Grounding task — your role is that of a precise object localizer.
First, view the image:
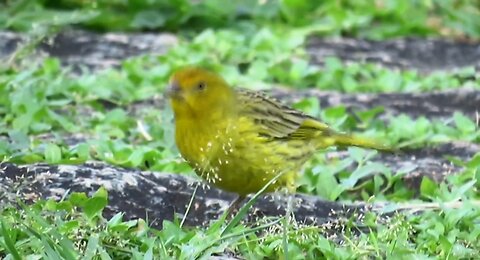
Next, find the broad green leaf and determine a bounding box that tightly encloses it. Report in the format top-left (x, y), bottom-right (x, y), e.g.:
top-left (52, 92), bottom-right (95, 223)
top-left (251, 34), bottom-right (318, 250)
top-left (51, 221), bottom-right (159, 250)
top-left (45, 143), bottom-right (62, 163)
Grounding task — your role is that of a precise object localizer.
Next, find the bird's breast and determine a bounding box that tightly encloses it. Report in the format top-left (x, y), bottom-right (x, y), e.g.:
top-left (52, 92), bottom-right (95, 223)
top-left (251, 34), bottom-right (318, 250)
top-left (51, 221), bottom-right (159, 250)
top-left (174, 117), bottom-right (234, 169)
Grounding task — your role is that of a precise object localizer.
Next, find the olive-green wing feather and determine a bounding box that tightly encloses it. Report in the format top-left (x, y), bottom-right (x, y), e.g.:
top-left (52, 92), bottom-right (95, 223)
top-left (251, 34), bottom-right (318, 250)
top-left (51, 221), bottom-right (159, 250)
top-left (235, 89), bottom-right (333, 140)
top-left (235, 89), bottom-right (390, 151)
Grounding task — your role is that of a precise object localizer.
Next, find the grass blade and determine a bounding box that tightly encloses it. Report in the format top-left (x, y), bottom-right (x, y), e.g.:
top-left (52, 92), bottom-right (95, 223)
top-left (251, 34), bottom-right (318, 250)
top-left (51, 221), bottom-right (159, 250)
top-left (222, 170), bottom-right (286, 236)
top-left (0, 219), bottom-right (22, 260)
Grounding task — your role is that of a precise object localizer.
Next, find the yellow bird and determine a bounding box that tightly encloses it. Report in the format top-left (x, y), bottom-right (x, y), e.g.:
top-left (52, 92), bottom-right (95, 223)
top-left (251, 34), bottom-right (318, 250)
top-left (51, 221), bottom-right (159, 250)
top-left (166, 67), bottom-right (388, 206)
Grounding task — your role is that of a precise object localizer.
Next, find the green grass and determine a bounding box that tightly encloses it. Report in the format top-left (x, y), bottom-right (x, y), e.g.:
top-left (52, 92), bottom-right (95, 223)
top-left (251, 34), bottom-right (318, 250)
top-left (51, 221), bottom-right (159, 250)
top-left (2, 0), bottom-right (480, 39)
top-left (1, 0), bottom-right (480, 258)
top-left (1, 54), bottom-right (478, 168)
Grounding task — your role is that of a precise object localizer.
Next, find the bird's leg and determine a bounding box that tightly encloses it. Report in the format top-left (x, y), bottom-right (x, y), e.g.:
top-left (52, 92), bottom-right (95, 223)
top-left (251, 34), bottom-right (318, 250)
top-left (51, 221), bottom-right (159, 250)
top-left (282, 175), bottom-right (298, 258)
top-left (283, 173), bottom-right (299, 225)
top-left (286, 193), bottom-right (296, 223)
top-left (226, 195), bottom-right (246, 217)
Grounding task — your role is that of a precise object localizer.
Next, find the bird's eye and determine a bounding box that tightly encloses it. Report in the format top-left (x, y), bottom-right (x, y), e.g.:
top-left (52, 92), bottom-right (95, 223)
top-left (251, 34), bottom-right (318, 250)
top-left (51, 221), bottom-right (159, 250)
top-left (197, 82), bottom-right (206, 91)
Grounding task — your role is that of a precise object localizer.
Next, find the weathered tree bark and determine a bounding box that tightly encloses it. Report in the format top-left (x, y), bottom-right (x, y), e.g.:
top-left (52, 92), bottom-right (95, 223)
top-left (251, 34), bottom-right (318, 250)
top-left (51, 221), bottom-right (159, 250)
top-left (307, 37), bottom-right (480, 72)
top-left (2, 162), bottom-right (477, 230)
top-left (2, 30), bottom-right (480, 72)
top-left (268, 87), bottom-right (480, 121)
top-left (0, 162), bottom-right (367, 229)
top-left (0, 30), bottom-right (178, 71)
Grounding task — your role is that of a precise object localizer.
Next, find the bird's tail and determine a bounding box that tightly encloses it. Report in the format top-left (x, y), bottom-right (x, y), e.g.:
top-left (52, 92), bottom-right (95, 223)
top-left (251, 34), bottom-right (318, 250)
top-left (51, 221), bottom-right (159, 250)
top-left (333, 133), bottom-right (392, 152)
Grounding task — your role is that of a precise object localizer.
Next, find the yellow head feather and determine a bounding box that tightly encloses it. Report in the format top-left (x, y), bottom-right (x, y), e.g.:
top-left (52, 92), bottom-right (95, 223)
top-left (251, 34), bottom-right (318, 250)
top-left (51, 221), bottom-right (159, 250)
top-left (167, 67), bottom-right (235, 120)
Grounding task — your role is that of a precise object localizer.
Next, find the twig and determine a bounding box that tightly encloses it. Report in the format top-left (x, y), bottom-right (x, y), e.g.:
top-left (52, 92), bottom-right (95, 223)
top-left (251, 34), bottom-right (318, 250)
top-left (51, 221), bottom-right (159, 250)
top-left (375, 200), bottom-right (480, 214)
top-left (136, 120), bottom-right (153, 141)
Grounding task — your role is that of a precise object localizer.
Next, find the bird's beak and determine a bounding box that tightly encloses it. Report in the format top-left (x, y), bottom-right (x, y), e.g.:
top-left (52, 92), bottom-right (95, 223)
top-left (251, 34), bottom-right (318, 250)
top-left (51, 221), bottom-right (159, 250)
top-left (165, 80), bottom-right (182, 100)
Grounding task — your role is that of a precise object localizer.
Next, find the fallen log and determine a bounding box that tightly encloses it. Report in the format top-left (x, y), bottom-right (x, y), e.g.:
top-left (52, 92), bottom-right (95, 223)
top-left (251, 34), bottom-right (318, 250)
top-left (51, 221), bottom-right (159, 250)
top-left (1, 161), bottom-right (477, 230)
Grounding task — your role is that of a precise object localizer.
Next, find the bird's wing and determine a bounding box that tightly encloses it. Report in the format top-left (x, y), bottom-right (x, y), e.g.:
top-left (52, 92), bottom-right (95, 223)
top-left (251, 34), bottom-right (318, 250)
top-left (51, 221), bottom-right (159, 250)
top-left (236, 89), bottom-right (334, 140)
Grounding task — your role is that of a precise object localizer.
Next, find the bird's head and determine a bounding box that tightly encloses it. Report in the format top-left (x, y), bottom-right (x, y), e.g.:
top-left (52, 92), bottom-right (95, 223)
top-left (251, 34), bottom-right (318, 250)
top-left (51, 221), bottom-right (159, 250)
top-left (166, 67), bottom-right (235, 120)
